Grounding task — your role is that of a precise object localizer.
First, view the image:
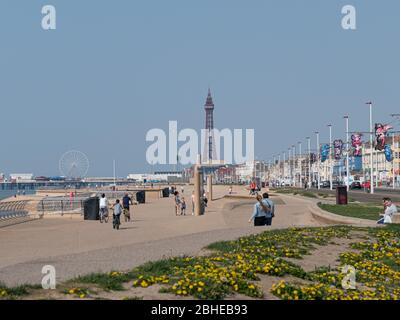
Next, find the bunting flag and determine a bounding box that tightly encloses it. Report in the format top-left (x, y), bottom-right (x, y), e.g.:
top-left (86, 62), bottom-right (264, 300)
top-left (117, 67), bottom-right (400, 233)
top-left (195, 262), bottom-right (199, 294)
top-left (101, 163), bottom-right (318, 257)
top-left (351, 133), bottom-right (362, 157)
top-left (375, 123), bottom-right (393, 151)
top-left (384, 144), bottom-right (393, 162)
top-left (333, 139), bottom-right (343, 160)
top-left (320, 144), bottom-right (330, 163)
top-left (310, 153), bottom-right (317, 163)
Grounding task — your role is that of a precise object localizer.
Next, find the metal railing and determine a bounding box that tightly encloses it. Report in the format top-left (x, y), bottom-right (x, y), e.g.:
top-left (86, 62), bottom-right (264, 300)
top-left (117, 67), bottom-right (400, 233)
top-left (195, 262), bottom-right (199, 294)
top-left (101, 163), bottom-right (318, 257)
top-left (0, 200), bottom-right (32, 227)
top-left (0, 200), bottom-right (29, 212)
top-left (37, 197), bottom-right (87, 215)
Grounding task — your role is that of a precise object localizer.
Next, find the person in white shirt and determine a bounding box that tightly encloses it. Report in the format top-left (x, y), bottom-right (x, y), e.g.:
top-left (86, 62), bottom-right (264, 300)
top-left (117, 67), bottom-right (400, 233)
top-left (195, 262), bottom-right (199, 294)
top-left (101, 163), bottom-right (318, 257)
top-left (377, 197), bottom-right (398, 224)
top-left (99, 193), bottom-right (109, 222)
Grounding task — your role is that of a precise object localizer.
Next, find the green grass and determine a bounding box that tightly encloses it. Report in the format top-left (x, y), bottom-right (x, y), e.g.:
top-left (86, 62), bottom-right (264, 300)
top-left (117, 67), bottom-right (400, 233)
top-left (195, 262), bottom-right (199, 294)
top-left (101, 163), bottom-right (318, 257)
top-left (206, 240), bottom-right (237, 253)
top-left (318, 203), bottom-right (381, 221)
top-left (0, 283), bottom-right (41, 298)
top-left (273, 189), bottom-right (294, 194)
top-left (122, 296), bottom-right (143, 300)
top-left (301, 192), bottom-right (317, 198)
top-left (3, 225), bottom-right (400, 300)
top-left (69, 258), bottom-right (200, 292)
top-left (72, 273), bottom-right (131, 291)
top-left (274, 189), bottom-right (323, 199)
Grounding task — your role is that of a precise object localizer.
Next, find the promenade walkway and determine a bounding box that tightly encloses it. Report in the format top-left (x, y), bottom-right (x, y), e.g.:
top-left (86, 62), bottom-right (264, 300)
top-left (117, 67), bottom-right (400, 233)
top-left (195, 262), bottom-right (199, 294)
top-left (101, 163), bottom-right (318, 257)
top-left (0, 186), bottom-right (323, 286)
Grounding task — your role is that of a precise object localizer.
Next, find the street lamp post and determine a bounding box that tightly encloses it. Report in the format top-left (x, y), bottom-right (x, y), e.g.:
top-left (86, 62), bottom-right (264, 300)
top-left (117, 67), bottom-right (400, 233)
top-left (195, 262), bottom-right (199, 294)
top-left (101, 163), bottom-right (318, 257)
top-left (328, 124), bottom-right (333, 190)
top-left (390, 114), bottom-right (400, 189)
top-left (283, 152), bottom-right (286, 185)
top-left (344, 116), bottom-right (350, 191)
top-left (278, 154), bottom-right (281, 183)
top-left (272, 155), bottom-right (276, 183)
top-left (298, 142), bottom-right (302, 187)
top-left (288, 148), bottom-right (292, 186)
top-left (366, 102), bottom-right (374, 194)
top-left (315, 131), bottom-right (320, 189)
top-left (307, 137), bottom-right (311, 189)
top-left (292, 145), bottom-right (296, 187)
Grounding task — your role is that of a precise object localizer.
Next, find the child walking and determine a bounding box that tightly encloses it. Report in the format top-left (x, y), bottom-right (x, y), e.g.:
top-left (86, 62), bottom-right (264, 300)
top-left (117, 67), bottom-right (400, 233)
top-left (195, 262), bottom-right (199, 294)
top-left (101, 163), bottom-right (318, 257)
top-left (181, 197), bottom-right (186, 215)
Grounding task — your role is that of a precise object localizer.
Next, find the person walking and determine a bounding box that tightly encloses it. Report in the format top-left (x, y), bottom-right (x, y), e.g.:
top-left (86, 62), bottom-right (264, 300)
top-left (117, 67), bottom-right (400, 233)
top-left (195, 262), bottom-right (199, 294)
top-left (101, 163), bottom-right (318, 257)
top-left (248, 193), bottom-right (275, 226)
top-left (249, 181), bottom-right (256, 195)
top-left (174, 191), bottom-right (181, 216)
top-left (181, 197), bottom-right (186, 215)
top-left (203, 191), bottom-right (208, 207)
top-left (122, 193), bottom-right (133, 222)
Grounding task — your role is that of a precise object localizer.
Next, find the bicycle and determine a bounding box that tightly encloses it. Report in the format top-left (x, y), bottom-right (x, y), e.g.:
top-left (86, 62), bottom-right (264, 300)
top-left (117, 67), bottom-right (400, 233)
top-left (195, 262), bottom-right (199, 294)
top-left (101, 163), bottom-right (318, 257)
top-left (113, 213), bottom-right (121, 230)
top-left (99, 207), bottom-right (109, 223)
top-left (123, 207), bottom-right (131, 222)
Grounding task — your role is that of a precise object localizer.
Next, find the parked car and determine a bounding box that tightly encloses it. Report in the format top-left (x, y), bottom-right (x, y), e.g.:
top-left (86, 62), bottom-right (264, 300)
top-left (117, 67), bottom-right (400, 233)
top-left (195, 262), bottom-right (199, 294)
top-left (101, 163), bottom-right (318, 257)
top-left (361, 181), bottom-right (371, 189)
top-left (332, 181), bottom-right (343, 189)
top-left (321, 181), bottom-right (330, 188)
top-left (350, 181), bottom-right (362, 189)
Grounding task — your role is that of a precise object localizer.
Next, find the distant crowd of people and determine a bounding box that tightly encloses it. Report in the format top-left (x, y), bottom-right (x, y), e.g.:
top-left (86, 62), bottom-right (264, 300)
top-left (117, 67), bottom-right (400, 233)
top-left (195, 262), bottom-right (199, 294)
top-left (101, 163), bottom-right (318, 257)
top-left (94, 180), bottom-right (400, 233)
top-left (169, 186), bottom-right (208, 216)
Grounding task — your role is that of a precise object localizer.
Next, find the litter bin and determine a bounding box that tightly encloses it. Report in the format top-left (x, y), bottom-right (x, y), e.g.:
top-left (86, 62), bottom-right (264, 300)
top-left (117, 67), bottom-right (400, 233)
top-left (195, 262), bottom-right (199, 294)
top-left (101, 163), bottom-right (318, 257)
top-left (84, 197), bottom-right (99, 220)
top-left (136, 191), bottom-right (146, 204)
top-left (336, 186), bottom-right (348, 205)
top-left (162, 188), bottom-right (170, 198)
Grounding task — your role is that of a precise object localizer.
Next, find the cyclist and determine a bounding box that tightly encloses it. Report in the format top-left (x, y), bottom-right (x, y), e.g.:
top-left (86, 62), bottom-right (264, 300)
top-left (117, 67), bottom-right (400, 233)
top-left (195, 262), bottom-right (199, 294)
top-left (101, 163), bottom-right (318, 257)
top-left (122, 193), bottom-right (133, 222)
top-left (112, 199), bottom-right (123, 230)
top-left (99, 193), bottom-right (109, 223)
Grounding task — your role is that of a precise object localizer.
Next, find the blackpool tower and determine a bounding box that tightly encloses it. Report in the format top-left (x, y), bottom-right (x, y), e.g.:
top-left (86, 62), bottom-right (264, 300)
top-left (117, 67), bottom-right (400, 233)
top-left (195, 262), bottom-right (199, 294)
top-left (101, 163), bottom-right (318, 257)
top-left (203, 89), bottom-right (217, 163)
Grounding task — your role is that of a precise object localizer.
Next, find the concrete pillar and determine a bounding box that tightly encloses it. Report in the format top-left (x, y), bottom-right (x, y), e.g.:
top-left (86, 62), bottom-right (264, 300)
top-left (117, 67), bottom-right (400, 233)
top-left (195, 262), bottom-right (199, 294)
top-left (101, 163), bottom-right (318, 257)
top-left (194, 165), bottom-right (202, 216)
top-left (207, 174), bottom-right (213, 201)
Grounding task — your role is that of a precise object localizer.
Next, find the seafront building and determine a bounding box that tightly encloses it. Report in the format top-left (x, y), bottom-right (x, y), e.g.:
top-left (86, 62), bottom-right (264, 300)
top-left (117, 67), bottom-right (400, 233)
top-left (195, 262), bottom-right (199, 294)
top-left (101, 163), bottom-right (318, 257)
top-left (362, 136), bottom-right (400, 186)
top-left (127, 171), bottom-right (183, 183)
top-left (9, 173), bottom-right (35, 183)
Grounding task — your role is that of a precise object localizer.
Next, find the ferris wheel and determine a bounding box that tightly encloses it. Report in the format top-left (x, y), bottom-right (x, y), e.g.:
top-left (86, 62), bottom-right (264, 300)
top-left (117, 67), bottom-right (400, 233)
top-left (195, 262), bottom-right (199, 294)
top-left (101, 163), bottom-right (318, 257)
top-left (59, 150), bottom-right (89, 179)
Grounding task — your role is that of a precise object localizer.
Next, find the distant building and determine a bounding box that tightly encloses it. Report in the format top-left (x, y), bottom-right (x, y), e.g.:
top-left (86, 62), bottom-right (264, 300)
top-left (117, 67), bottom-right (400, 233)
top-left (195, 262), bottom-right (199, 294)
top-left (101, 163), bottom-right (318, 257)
top-left (214, 165), bottom-right (237, 183)
top-left (0, 173), bottom-right (5, 182)
top-left (127, 171), bottom-right (183, 183)
top-left (83, 177), bottom-right (118, 183)
top-left (235, 161), bottom-right (267, 183)
top-left (362, 135), bottom-right (400, 184)
top-left (9, 173), bottom-right (34, 182)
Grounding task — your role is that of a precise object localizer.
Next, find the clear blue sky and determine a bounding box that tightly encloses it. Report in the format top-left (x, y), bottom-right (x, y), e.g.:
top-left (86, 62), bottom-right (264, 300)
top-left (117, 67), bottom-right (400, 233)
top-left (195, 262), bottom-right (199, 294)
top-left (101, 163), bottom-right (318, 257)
top-left (1, 0), bottom-right (399, 176)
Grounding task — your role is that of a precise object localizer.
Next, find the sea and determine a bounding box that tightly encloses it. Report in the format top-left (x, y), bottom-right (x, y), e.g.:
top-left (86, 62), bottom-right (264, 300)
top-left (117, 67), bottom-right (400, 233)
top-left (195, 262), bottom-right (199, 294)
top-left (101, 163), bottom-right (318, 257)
top-left (0, 190), bottom-right (36, 201)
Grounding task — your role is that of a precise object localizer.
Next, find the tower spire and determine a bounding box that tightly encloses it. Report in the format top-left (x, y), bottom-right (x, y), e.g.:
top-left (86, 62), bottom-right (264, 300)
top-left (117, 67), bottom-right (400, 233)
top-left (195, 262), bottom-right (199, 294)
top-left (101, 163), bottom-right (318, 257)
top-left (203, 88), bottom-right (216, 163)
top-left (205, 88), bottom-right (214, 108)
